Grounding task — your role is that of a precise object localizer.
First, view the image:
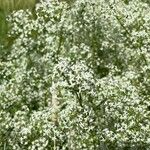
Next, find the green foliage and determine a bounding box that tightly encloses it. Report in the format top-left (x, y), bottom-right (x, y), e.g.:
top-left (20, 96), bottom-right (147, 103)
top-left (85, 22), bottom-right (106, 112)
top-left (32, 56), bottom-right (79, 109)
top-left (0, 0), bottom-right (150, 149)
top-left (0, 0), bottom-right (37, 12)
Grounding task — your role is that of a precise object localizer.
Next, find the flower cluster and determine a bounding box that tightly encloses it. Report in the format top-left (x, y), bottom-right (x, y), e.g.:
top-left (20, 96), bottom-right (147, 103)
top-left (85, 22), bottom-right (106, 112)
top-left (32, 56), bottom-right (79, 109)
top-left (0, 0), bottom-right (150, 149)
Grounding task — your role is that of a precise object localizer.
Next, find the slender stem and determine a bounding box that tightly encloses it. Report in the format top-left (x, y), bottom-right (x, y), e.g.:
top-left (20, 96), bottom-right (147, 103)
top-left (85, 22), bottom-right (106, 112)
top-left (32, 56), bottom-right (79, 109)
top-left (54, 131), bottom-right (56, 150)
top-left (4, 142), bottom-right (6, 150)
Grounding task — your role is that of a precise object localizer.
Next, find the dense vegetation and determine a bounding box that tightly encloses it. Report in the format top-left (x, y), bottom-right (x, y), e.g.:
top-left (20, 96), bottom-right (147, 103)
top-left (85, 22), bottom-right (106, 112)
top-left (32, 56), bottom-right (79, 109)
top-left (0, 0), bottom-right (150, 149)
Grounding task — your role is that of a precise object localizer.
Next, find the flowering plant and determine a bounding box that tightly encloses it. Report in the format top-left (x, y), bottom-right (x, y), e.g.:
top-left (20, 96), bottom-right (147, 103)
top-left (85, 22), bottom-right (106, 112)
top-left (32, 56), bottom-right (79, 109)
top-left (0, 0), bottom-right (150, 149)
